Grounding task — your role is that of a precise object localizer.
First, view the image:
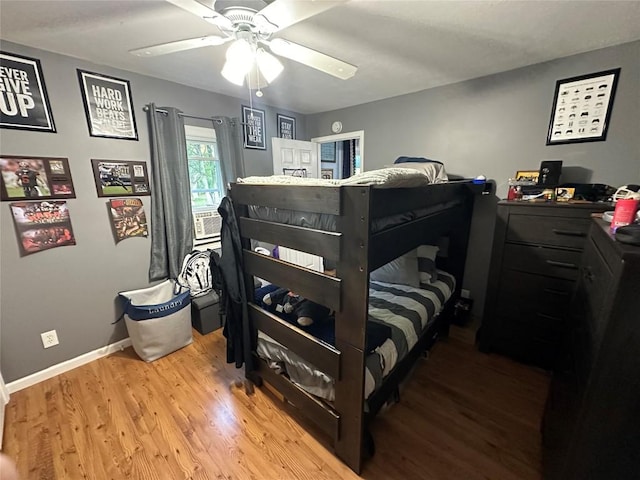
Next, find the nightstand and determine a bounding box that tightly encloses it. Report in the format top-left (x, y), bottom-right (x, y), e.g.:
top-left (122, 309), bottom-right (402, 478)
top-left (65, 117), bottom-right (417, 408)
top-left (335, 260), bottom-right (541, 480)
top-left (479, 201), bottom-right (609, 369)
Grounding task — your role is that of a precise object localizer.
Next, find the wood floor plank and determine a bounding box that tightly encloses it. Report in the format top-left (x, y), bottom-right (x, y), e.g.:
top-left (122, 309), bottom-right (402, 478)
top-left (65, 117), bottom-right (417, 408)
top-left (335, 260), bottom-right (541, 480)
top-left (3, 328), bottom-right (548, 479)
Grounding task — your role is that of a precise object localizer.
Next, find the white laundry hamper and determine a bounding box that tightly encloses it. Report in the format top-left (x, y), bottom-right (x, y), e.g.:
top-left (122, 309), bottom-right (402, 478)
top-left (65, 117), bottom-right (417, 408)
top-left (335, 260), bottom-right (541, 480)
top-left (119, 279), bottom-right (193, 362)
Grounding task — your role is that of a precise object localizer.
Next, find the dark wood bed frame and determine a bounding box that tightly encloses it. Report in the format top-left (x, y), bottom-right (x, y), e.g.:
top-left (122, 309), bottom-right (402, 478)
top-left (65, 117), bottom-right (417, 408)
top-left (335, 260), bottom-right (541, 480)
top-left (229, 180), bottom-right (483, 473)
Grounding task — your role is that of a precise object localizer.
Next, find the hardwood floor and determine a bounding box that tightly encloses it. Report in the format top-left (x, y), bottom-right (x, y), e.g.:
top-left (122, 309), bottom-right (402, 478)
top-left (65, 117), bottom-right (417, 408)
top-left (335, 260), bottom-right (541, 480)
top-left (3, 328), bottom-right (549, 479)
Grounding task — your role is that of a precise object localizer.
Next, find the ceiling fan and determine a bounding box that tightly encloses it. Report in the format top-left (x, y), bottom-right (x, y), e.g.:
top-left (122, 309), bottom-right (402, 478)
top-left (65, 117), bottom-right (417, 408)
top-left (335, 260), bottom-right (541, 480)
top-left (130, 0), bottom-right (358, 89)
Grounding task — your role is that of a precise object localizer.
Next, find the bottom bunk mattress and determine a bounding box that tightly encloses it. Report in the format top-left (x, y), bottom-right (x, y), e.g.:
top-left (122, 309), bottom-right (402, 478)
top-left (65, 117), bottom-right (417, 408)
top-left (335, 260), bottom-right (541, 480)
top-left (256, 270), bottom-right (455, 402)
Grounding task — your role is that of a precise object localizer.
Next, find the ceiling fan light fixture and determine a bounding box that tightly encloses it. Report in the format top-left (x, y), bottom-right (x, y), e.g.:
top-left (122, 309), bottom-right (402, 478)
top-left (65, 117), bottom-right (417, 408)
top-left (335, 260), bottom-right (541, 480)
top-left (225, 38), bottom-right (253, 62)
top-left (256, 48), bottom-right (283, 84)
top-left (221, 38), bottom-right (255, 86)
top-left (221, 59), bottom-right (251, 86)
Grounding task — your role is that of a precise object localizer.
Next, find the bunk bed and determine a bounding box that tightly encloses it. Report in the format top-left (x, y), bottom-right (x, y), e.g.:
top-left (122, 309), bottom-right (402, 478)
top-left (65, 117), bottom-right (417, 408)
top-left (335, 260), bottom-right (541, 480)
top-left (226, 168), bottom-right (483, 473)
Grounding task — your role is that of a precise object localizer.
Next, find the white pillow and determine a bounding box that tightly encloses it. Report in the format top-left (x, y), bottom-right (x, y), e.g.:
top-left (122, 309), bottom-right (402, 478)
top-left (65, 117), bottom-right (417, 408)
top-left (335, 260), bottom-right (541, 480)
top-left (370, 250), bottom-right (420, 287)
top-left (385, 161), bottom-right (448, 183)
top-left (417, 245), bottom-right (439, 284)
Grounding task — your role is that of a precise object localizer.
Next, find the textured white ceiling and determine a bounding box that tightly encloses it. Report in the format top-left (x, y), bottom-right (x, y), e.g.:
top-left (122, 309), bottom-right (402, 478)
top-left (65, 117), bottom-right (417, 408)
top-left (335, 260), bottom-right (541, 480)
top-left (1, 0), bottom-right (640, 114)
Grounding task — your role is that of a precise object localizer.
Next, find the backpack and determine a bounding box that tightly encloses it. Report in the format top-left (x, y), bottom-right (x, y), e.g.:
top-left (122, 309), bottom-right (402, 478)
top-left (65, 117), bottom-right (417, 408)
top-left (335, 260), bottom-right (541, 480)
top-left (177, 250), bottom-right (214, 298)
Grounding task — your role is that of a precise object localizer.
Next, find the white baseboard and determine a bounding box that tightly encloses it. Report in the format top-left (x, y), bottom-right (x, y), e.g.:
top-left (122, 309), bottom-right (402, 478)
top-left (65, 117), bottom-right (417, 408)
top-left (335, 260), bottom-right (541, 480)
top-left (6, 338), bottom-right (132, 394)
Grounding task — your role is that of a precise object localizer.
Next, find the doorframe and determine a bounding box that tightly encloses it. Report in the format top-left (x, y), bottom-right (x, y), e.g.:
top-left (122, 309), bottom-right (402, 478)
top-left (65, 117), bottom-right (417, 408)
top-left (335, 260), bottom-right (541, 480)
top-left (311, 130), bottom-right (365, 172)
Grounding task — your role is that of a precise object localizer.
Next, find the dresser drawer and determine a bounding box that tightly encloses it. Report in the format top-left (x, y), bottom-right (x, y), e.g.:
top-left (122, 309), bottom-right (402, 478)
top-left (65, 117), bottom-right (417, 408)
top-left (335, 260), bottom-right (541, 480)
top-left (496, 270), bottom-right (573, 321)
top-left (578, 236), bottom-right (614, 352)
top-left (491, 315), bottom-right (560, 368)
top-left (503, 243), bottom-right (582, 281)
top-left (507, 214), bottom-right (590, 249)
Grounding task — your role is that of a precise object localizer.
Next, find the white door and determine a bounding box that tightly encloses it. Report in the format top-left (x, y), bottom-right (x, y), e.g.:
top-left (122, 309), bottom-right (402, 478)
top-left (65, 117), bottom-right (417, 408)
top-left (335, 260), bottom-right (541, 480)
top-left (271, 138), bottom-right (323, 271)
top-left (272, 138), bottom-right (320, 179)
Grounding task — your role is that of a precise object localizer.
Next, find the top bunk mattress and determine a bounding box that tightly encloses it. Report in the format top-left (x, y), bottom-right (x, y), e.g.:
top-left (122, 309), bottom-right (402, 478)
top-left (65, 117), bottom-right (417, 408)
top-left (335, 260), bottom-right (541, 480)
top-left (238, 166), bottom-right (459, 233)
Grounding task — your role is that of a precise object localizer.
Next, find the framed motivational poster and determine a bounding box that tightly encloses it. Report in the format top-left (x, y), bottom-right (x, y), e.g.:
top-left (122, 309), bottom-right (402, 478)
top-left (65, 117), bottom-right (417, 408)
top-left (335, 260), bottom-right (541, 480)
top-left (242, 106), bottom-right (266, 149)
top-left (78, 69), bottom-right (138, 140)
top-left (0, 51), bottom-right (56, 132)
top-left (277, 113), bottom-right (296, 139)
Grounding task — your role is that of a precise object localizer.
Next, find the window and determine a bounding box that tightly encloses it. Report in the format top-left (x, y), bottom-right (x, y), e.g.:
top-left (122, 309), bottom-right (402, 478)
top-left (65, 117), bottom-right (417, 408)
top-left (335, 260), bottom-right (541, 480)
top-left (185, 126), bottom-right (224, 245)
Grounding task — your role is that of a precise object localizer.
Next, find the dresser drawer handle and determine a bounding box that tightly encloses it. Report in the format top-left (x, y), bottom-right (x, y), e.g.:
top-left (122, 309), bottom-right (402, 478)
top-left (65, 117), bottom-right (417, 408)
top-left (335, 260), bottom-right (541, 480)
top-left (583, 266), bottom-right (594, 282)
top-left (543, 288), bottom-right (570, 297)
top-left (552, 229), bottom-right (586, 237)
top-left (546, 260), bottom-right (578, 269)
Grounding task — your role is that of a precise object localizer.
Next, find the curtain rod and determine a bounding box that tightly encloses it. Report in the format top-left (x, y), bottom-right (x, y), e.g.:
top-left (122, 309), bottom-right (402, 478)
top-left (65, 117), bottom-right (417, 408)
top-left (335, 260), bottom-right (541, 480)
top-left (142, 105), bottom-right (223, 124)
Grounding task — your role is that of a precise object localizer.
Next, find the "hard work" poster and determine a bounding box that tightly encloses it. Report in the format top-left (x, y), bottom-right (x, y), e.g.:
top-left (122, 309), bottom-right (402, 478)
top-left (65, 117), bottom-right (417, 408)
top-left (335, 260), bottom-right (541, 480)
top-left (78, 69), bottom-right (138, 140)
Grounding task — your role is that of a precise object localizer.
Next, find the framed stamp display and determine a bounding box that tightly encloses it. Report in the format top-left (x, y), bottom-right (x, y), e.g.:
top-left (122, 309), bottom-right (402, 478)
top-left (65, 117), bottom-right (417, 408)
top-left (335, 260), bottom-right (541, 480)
top-left (91, 159), bottom-right (150, 197)
top-left (546, 68), bottom-right (620, 145)
top-left (1, 155), bottom-right (75, 200)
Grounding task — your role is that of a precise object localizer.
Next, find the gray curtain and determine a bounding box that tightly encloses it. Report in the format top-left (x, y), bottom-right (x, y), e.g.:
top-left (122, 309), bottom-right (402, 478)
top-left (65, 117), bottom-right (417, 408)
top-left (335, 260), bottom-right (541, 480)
top-left (213, 116), bottom-right (245, 186)
top-left (147, 104), bottom-right (194, 281)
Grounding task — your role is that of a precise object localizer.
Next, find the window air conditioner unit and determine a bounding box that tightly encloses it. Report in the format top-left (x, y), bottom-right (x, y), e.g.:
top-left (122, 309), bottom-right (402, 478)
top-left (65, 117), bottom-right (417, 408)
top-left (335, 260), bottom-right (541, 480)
top-left (193, 210), bottom-right (221, 241)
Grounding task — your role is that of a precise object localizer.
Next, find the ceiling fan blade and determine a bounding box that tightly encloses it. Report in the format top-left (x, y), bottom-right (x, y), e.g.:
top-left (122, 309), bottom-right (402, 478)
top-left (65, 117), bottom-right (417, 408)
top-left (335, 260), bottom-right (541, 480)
top-left (130, 35), bottom-right (230, 57)
top-left (268, 38), bottom-right (357, 80)
top-left (255, 0), bottom-right (346, 33)
top-left (166, 0), bottom-right (233, 31)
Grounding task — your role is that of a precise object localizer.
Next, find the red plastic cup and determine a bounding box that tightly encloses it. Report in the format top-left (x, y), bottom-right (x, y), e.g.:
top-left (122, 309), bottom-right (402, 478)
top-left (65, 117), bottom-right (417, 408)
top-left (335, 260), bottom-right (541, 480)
top-left (611, 198), bottom-right (640, 232)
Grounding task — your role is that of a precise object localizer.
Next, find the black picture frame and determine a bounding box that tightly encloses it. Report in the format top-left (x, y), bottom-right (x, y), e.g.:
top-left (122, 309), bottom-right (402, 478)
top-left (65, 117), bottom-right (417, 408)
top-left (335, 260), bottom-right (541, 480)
top-left (91, 159), bottom-right (150, 197)
top-left (242, 106), bottom-right (266, 149)
top-left (320, 142), bottom-right (336, 162)
top-left (546, 68), bottom-right (620, 145)
top-left (0, 51), bottom-right (56, 133)
top-left (277, 114), bottom-right (296, 139)
top-left (1, 155), bottom-right (75, 201)
top-left (78, 69), bottom-right (138, 140)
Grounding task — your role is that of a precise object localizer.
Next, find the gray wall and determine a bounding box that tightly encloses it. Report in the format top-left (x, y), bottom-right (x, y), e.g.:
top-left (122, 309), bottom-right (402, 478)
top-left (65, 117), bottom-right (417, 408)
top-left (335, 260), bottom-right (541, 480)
top-left (2, 39), bottom-right (638, 382)
top-left (0, 41), bottom-right (304, 382)
top-left (307, 40), bottom-right (640, 320)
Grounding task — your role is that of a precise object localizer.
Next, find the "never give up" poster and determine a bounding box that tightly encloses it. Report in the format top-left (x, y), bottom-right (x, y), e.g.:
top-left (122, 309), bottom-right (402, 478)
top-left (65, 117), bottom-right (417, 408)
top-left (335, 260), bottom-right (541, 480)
top-left (0, 52), bottom-right (56, 132)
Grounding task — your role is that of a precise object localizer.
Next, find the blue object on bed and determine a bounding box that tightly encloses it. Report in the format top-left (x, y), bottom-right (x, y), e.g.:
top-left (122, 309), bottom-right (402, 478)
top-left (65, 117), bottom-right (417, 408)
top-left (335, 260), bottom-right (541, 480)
top-left (394, 156), bottom-right (444, 165)
top-left (254, 284), bottom-right (391, 352)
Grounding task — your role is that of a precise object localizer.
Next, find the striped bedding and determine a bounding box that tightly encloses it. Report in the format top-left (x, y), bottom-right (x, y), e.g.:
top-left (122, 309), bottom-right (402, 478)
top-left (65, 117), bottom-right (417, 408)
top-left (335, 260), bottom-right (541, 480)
top-left (256, 270), bottom-right (455, 402)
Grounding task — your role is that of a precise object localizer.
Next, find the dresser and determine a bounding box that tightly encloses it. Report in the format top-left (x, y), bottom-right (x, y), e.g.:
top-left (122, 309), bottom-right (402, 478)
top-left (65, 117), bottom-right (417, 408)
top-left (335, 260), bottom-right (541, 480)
top-left (542, 219), bottom-right (640, 479)
top-left (479, 201), bottom-right (609, 369)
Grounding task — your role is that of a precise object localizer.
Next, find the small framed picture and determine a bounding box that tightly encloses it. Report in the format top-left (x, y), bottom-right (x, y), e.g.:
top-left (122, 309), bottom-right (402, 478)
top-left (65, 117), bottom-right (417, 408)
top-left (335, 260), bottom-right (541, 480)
top-left (546, 68), bottom-right (620, 145)
top-left (1, 155), bottom-right (75, 200)
top-left (78, 69), bottom-right (138, 140)
top-left (514, 170), bottom-right (539, 184)
top-left (0, 51), bottom-right (56, 133)
top-left (242, 106), bottom-right (266, 149)
top-left (320, 143), bottom-right (336, 163)
top-left (321, 168), bottom-right (334, 179)
top-left (91, 159), bottom-right (150, 197)
top-left (277, 114), bottom-right (296, 139)
top-left (556, 187), bottom-right (575, 201)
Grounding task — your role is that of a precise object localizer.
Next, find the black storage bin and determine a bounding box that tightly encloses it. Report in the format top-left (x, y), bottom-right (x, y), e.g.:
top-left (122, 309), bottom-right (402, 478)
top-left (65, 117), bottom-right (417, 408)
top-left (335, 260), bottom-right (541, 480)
top-left (191, 291), bottom-right (221, 335)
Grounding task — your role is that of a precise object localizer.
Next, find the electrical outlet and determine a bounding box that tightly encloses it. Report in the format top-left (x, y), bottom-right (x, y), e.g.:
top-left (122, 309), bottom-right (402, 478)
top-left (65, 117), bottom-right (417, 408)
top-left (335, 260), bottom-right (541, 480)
top-left (461, 289), bottom-right (471, 299)
top-left (41, 329), bottom-right (59, 348)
